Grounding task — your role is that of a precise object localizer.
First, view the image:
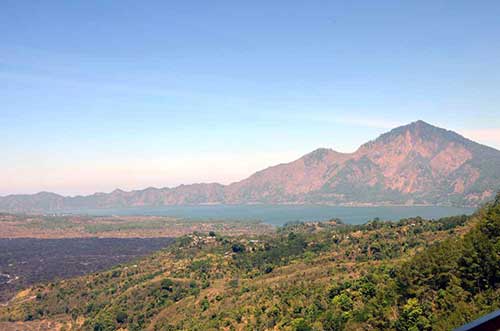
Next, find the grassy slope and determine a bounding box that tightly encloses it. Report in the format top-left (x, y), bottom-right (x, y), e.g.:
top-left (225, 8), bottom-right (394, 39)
top-left (0, 196), bottom-right (499, 331)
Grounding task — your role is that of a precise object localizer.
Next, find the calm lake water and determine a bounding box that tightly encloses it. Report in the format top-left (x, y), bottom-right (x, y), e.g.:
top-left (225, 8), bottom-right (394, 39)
top-left (68, 205), bottom-right (475, 226)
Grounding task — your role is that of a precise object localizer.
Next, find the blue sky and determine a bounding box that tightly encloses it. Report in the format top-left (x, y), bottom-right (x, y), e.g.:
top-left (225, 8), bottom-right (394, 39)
top-left (1, 1), bottom-right (500, 195)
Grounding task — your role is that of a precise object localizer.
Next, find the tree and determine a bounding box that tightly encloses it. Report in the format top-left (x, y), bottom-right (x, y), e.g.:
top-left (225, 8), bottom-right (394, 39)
top-left (161, 278), bottom-right (174, 291)
top-left (396, 298), bottom-right (431, 331)
top-left (332, 293), bottom-right (353, 311)
top-left (232, 243), bottom-right (245, 253)
top-left (291, 318), bottom-right (312, 331)
top-left (92, 311), bottom-right (115, 331)
top-left (322, 311), bottom-right (347, 331)
top-left (115, 311), bottom-right (127, 324)
top-left (200, 298), bottom-right (210, 311)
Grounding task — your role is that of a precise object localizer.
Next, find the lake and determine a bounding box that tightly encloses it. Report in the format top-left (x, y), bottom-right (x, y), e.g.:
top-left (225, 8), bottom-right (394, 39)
top-left (66, 205), bottom-right (475, 226)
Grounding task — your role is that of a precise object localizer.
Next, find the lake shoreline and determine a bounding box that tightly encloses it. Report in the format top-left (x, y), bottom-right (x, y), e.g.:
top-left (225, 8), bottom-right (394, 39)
top-left (53, 205), bottom-right (476, 226)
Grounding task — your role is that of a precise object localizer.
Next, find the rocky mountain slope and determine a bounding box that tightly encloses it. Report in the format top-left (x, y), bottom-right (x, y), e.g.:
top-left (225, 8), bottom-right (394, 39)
top-left (1, 121), bottom-right (499, 212)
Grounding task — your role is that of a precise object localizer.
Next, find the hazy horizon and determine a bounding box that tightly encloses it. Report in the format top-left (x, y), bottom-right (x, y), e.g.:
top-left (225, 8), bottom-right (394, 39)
top-left (2, 1), bottom-right (500, 195)
top-left (2, 120), bottom-right (499, 197)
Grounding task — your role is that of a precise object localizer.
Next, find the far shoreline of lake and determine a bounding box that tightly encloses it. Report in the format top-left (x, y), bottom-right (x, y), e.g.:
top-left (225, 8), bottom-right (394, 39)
top-left (58, 204), bottom-right (476, 227)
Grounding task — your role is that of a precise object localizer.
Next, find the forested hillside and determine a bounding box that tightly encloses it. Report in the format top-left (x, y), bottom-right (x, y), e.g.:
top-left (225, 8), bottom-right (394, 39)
top-left (1, 195), bottom-right (499, 331)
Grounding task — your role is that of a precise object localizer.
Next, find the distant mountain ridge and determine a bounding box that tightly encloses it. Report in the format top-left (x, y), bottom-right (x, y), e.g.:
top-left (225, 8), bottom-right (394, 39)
top-left (2, 121), bottom-right (500, 212)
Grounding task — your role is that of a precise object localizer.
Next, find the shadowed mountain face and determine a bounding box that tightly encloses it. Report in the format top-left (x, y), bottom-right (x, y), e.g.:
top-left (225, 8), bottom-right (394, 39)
top-left (2, 121), bottom-right (500, 212)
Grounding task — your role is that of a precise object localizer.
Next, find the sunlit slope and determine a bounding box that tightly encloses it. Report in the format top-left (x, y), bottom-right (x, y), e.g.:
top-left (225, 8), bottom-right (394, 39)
top-left (2, 121), bottom-right (500, 213)
top-left (1, 194), bottom-right (499, 330)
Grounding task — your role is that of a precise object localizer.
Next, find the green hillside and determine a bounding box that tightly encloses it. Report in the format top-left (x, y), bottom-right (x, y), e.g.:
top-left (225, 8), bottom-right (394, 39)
top-left (1, 195), bottom-right (499, 330)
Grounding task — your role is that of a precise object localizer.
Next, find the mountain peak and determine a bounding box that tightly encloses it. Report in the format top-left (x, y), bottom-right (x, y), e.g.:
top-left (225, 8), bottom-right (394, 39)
top-left (407, 119), bottom-right (432, 128)
top-left (1, 122), bottom-right (499, 211)
top-left (303, 147), bottom-right (335, 159)
top-left (358, 120), bottom-right (466, 151)
top-left (111, 189), bottom-right (126, 195)
top-left (33, 191), bottom-right (63, 198)
top-left (389, 120), bottom-right (443, 135)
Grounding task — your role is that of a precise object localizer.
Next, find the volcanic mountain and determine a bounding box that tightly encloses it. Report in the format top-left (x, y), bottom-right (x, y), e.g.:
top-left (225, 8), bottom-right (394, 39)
top-left (1, 121), bottom-right (499, 212)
